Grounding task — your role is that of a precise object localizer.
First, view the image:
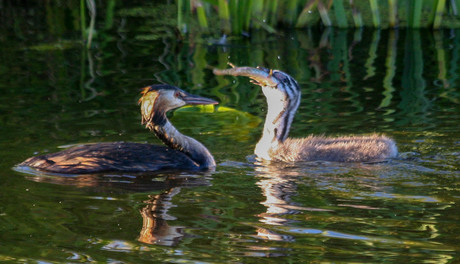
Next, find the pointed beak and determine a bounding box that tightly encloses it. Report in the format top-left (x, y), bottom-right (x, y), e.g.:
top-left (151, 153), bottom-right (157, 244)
top-left (183, 93), bottom-right (218, 105)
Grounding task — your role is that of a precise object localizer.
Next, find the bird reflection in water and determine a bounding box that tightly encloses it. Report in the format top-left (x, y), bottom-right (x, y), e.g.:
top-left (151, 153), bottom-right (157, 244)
top-left (22, 170), bottom-right (211, 247)
top-left (138, 187), bottom-right (184, 246)
top-left (253, 164), bottom-right (302, 243)
top-left (251, 160), bottom-right (395, 246)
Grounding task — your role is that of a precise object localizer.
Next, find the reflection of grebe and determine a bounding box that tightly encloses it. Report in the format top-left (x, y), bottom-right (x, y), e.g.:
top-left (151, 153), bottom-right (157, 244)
top-left (138, 188), bottom-right (184, 246)
top-left (19, 85), bottom-right (218, 173)
top-left (214, 65), bottom-right (397, 162)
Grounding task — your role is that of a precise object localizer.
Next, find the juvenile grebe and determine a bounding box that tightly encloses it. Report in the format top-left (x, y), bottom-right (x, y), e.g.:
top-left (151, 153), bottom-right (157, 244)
top-left (19, 84), bottom-right (218, 173)
top-left (214, 65), bottom-right (397, 162)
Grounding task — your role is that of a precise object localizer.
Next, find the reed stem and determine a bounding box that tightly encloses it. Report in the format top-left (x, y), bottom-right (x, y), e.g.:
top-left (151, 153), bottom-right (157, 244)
top-left (318, 1), bottom-right (332, 27)
top-left (177, 0), bottom-right (184, 33)
top-left (433, 0), bottom-right (446, 29)
top-left (296, 0), bottom-right (319, 28)
top-left (333, 0), bottom-right (348, 28)
top-left (181, 0), bottom-right (457, 33)
top-left (388, 0), bottom-right (398, 28)
top-left (409, 0), bottom-right (422, 28)
top-left (218, 0), bottom-right (231, 34)
top-left (229, 0), bottom-right (240, 34)
top-left (285, 0), bottom-right (299, 26)
top-left (349, 0), bottom-right (363, 28)
top-left (369, 0), bottom-right (380, 28)
top-left (104, 0), bottom-right (115, 29)
top-left (252, 0), bottom-right (263, 29)
top-left (80, 0), bottom-right (86, 41)
top-left (243, 0), bottom-right (254, 32)
top-left (196, 1), bottom-right (209, 32)
top-left (267, 0), bottom-right (278, 26)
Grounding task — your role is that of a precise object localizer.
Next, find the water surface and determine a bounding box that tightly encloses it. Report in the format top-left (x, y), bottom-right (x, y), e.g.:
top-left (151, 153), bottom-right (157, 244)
top-left (0, 4), bottom-right (459, 263)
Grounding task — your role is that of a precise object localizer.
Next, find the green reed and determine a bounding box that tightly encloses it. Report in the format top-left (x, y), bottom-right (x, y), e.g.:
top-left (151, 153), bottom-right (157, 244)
top-left (229, 0), bottom-right (241, 34)
top-left (196, 1), bottom-right (209, 32)
top-left (349, 0), bottom-right (363, 28)
top-left (218, 0), bottom-right (231, 34)
top-left (178, 0), bottom-right (460, 34)
top-left (296, 0), bottom-right (320, 28)
top-left (80, 0), bottom-right (86, 41)
top-left (104, 0), bottom-right (116, 30)
top-left (408, 0), bottom-right (422, 28)
top-left (368, 0), bottom-right (381, 28)
top-left (388, 0), bottom-right (398, 28)
top-left (317, 1), bottom-right (332, 27)
top-left (333, 0), bottom-right (348, 28)
top-left (177, 0), bottom-right (192, 33)
top-left (433, 0), bottom-right (446, 29)
top-left (252, 0), bottom-right (263, 29)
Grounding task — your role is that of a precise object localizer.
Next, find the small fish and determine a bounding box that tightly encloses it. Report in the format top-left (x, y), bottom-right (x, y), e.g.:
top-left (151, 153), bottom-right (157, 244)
top-left (213, 63), bottom-right (279, 87)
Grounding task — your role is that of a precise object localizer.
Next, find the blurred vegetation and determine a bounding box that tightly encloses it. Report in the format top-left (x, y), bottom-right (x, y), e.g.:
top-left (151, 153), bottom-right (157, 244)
top-left (180, 0), bottom-right (460, 35)
top-left (4, 0), bottom-right (460, 47)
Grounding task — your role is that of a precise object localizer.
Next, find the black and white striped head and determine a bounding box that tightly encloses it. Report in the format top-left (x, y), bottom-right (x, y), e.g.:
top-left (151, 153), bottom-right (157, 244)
top-left (213, 65), bottom-right (301, 143)
top-left (255, 68), bottom-right (301, 142)
top-left (253, 67), bottom-right (301, 104)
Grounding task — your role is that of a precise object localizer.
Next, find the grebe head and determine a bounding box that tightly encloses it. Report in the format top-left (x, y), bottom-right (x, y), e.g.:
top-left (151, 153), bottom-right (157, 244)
top-left (250, 67), bottom-right (301, 104)
top-left (213, 65), bottom-right (300, 108)
top-left (139, 84), bottom-right (218, 128)
top-left (213, 65), bottom-right (301, 143)
top-left (249, 67), bottom-right (301, 144)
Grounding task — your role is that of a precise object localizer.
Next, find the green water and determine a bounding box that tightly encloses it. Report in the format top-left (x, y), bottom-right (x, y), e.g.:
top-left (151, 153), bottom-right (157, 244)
top-left (1, 3), bottom-right (459, 264)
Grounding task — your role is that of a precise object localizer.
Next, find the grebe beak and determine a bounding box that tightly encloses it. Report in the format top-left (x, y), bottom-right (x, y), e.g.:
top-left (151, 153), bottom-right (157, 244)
top-left (183, 93), bottom-right (218, 106)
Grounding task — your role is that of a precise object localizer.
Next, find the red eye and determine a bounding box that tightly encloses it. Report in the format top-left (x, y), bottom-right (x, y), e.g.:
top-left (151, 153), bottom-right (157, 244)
top-left (175, 91), bottom-right (180, 98)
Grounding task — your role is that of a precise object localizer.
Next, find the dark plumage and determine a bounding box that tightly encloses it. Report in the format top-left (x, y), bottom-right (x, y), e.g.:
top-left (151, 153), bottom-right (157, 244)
top-left (214, 65), bottom-right (397, 163)
top-left (18, 85), bottom-right (218, 174)
top-left (21, 142), bottom-right (198, 174)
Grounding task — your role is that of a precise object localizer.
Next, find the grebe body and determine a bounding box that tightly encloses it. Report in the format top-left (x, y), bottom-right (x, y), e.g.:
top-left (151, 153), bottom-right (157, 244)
top-left (19, 85), bottom-right (218, 174)
top-left (213, 65), bottom-right (397, 163)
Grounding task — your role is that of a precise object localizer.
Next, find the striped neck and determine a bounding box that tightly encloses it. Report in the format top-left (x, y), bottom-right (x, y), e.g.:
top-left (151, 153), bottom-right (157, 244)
top-left (255, 71), bottom-right (301, 160)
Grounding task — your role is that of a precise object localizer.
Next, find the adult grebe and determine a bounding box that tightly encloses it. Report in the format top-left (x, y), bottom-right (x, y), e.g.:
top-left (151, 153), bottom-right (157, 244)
top-left (18, 84), bottom-right (218, 173)
top-left (214, 65), bottom-right (397, 163)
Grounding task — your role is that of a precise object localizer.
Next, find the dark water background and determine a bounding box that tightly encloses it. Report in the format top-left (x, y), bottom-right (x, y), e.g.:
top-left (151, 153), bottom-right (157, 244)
top-left (1, 2), bottom-right (459, 263)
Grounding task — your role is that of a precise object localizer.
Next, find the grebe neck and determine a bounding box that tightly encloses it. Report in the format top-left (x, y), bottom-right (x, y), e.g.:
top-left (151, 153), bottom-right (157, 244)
top-left (152, 119), bottom-right (215, 169)
top-left (255, 72), bottom-right (301, 160)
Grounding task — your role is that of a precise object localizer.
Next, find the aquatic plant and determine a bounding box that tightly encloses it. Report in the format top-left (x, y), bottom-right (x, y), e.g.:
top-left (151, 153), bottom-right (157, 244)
top-left (178, 0), bottom-right (460, 34)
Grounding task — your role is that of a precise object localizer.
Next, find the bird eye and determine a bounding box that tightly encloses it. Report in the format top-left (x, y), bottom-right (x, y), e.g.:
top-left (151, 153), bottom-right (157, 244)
top-left (174, 91), bottom-right (181, 98)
